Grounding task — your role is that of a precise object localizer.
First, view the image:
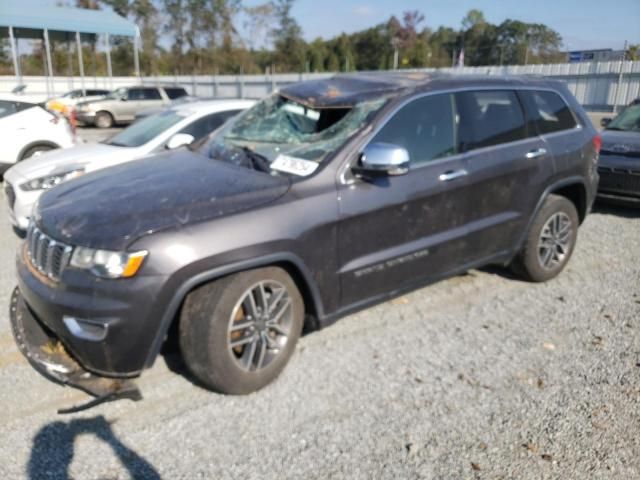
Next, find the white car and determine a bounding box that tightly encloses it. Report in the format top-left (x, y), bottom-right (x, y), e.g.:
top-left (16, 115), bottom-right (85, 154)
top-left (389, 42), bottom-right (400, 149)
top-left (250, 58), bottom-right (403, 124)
top-left (4, 99), bottom-right (254, 232)
top-left (0, 94), bottom-right (76, 175)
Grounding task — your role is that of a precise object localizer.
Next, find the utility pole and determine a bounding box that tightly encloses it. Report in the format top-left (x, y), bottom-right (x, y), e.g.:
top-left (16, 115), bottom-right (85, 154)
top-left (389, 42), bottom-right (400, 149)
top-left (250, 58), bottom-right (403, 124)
top-left (391, 37), bottom-right (400, 70)
top-left (614, 40), bottom-right (628, 113)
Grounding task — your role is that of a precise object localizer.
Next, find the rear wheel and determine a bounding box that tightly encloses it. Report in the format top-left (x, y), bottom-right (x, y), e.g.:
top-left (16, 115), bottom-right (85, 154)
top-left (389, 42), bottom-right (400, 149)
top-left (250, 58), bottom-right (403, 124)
top-left (95, 111), bottom-right (114, 129)
top-left (20, 144), bottom-right (55, 160)
top-left (511, 194), bottom-right (579, 282)
top-left (179, 267), bottom-right (304, 394)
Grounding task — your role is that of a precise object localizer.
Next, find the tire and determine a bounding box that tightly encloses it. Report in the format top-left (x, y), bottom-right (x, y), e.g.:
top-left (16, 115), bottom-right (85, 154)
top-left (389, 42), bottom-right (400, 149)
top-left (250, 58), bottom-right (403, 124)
top-left (511, 194), bottom-right (579, 282)
top-left (95, 111), bottom-right (114, 129)
top-left (179, 266), bottom-right (304, 394)
top-left (20, 144), bottom-right (55, 160)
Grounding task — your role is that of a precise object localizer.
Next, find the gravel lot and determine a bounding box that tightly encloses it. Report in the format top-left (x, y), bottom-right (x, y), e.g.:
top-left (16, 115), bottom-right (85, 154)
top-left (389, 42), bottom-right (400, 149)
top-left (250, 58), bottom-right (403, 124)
top-left (0, 171), bottom-right (639, 478)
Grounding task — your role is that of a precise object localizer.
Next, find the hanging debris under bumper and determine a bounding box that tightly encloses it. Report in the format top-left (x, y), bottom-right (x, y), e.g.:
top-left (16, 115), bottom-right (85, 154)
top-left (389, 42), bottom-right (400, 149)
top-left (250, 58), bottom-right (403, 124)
top-left (9, 287), bottom-right (142, 414)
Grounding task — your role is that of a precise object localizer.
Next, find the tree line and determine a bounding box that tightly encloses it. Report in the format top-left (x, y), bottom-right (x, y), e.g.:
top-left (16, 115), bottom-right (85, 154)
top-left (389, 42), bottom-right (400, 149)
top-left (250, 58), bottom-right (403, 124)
top-left (0, 0), bottom-right (634, 77)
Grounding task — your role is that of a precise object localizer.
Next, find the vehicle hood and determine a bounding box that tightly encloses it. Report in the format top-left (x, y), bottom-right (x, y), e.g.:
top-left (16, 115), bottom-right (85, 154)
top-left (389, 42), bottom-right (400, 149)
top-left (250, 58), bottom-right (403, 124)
top-left (600, 130), bottom-right (640, 153)
top-left (599, 130), bottom-right (640, 166)
top-left (36, 149), bottom-right (291, 250)
top-left (4, 143), bottom-right (126, 182)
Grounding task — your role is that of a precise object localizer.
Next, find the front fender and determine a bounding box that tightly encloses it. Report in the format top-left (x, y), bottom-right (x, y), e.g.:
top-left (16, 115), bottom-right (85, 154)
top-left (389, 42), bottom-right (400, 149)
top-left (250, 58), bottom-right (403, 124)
top-left (143, 252), bottom-right (324, 368)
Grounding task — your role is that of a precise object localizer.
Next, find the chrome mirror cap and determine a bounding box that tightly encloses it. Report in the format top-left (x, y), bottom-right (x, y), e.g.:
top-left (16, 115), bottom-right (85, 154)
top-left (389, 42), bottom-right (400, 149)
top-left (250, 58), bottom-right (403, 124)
top-left (358, 142), bottom-right (410, 176)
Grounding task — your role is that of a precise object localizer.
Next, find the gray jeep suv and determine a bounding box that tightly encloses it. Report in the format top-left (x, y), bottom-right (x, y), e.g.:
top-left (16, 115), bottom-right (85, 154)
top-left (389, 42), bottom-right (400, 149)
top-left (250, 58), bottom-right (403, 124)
top-left (10, 73), bottom-right (600, 412)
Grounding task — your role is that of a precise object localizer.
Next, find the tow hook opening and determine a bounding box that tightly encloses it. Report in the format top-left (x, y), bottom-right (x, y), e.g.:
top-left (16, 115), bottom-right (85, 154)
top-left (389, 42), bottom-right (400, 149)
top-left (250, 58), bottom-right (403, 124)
top-left (9, 287), bottom-right (143, 414)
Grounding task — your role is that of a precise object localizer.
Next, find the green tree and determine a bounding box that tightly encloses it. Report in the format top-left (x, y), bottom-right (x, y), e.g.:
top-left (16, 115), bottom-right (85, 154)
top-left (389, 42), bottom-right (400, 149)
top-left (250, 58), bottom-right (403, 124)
top-left (271, 0), bottom-right (307, 71)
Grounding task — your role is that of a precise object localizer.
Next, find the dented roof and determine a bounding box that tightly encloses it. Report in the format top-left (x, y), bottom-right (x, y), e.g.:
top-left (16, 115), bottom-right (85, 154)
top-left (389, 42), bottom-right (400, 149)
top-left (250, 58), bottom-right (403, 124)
top-left (279, 72), bottom-right (557, 108)
top-left (279, 73), bottom-right (433, 108)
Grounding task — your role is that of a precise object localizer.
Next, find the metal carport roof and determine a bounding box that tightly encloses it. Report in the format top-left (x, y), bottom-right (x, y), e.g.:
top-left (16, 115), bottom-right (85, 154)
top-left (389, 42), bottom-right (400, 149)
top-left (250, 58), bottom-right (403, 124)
top-left (0, 1), bottom-right (137, 37)
top-left (0, 0), bottom-right (140, 96)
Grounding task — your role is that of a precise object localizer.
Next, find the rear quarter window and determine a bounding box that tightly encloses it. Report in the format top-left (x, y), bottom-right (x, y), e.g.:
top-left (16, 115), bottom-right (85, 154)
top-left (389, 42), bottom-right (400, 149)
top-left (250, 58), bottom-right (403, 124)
top-left (165, 87), bottom-right (188, 99)
top-left (523, 90), bottom-right (577, 135)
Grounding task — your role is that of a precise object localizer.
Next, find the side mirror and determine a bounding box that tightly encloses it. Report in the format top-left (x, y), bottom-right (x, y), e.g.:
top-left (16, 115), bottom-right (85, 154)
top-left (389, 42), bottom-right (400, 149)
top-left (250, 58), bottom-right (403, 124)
top-left (166, 133), bottom-right (195, 150)
top-left (600, 117), bottom-right (612, 128)
top-left (354, 142), bottom-right (410, 177)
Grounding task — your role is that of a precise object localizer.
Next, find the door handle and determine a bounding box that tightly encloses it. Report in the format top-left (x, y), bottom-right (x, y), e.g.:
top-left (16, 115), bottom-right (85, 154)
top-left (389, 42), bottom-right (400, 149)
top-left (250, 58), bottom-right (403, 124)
top-left (438, 169), bottom-right (468, 182)
top-left (525, 148), bottom-right (547, 159)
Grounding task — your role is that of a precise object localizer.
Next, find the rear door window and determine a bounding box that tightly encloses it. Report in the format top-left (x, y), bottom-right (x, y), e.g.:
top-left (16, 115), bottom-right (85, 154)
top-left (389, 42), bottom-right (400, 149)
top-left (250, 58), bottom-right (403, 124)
top-left (456, 90), bottom-right (526, 151)
top-left (128, 88), bottom-right (161, 101)
top-left (522, 90), bottom-right (577, 135)
top-left (370, 93), bottom-right (458, 166)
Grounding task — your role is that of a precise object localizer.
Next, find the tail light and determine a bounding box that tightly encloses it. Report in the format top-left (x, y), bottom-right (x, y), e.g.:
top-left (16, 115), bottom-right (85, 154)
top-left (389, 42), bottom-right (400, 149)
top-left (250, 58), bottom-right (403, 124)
top-left (593, 134), bottom-right (602, 154)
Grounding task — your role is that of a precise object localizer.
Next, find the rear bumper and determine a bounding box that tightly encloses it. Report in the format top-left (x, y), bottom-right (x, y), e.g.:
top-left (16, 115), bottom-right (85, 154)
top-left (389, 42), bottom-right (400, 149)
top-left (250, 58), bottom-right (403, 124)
top-left (10, 287), bottom-right (142, 408)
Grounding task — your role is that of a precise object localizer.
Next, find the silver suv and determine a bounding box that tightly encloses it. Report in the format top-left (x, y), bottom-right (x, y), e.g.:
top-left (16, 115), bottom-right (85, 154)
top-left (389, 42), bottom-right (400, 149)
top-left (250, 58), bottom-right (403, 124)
top-left (76, 86), bottom-right (188, 128)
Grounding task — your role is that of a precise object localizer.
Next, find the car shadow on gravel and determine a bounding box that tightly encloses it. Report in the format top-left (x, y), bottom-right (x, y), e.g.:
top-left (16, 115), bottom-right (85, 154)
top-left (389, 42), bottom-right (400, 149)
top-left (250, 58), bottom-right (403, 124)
top-left (592, 200), bottom-right (640, 218)
top-left (27, 415), bottom-right (160, 479)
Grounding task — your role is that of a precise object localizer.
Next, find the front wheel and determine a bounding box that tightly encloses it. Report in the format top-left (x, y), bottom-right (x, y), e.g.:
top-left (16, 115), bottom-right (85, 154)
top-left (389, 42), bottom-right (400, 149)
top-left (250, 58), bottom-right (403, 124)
top-left (95, 111), bottom-right (114, 128)
top-left (179, 267), bottom-right (304, 394)
top-left (511, 194), bottom-right (579, 282)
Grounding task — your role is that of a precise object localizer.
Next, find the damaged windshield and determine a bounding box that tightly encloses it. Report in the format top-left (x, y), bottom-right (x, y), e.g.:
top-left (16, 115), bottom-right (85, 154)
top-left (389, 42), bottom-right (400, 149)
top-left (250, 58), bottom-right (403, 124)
top-left (200, 93), bottom-right (388, 176)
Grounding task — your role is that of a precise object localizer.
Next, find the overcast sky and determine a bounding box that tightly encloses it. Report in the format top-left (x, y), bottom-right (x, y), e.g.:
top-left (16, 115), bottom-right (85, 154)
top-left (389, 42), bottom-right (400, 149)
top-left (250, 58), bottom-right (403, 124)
top-left (242, 0), bottom-right (640, 51)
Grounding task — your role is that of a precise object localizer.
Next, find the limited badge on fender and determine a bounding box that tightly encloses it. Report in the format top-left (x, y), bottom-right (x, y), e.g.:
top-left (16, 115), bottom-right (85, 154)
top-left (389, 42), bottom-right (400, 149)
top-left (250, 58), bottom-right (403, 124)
top-left (270, 155), bottom-right (319, 176)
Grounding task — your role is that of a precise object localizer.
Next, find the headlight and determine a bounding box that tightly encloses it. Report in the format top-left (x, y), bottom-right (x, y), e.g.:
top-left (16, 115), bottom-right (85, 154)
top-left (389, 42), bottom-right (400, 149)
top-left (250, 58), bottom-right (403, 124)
top-left (20, 169), bottom-right (85, 191)
top-left (70, 247), bottom-right (147, 278)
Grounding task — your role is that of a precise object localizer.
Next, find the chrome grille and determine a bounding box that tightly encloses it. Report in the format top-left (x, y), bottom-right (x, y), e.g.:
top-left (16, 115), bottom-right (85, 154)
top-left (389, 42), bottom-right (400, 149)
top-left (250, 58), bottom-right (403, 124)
top-left (4, 182), bottom-right (15, 210)
top-left (26, 224), bottom-right (73, 280)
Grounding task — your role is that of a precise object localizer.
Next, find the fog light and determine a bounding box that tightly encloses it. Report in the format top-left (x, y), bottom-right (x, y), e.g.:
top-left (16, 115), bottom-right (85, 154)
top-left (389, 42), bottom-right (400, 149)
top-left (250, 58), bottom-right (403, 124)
top-left (63, 316), bottom-right (108, 342)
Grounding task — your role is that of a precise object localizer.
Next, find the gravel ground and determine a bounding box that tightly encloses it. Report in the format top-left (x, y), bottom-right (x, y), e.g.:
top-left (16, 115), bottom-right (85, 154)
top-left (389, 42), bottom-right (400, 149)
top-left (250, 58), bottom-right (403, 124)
top-left (0, 191), bottom-right (638, 479)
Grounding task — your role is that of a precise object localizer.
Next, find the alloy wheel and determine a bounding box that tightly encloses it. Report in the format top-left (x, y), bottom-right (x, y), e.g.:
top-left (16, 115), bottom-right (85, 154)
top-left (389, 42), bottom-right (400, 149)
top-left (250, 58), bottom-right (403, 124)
top-left (537, 212), bottom-right (572, 270)
top-left (227, 280), bottom-right (293, 372)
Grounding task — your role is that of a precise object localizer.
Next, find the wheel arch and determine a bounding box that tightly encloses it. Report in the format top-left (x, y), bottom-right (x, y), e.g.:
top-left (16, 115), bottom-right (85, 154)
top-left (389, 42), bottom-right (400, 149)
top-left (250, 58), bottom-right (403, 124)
top-left (18, 141), bottom-right (60, 161)
top-left (144, 253), bottom-right (325, 369)
top-left (513, 176), bottom-right (588, 256)
top-left (551, 182), bottom-right (588, 224)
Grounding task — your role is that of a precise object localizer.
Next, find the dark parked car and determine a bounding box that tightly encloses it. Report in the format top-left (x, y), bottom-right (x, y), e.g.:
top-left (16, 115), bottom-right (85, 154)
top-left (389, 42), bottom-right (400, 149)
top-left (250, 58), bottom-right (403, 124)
top-left (597, 102), bottom-right (640, 205)
top-left (10, 73), bottom-right (600, 411)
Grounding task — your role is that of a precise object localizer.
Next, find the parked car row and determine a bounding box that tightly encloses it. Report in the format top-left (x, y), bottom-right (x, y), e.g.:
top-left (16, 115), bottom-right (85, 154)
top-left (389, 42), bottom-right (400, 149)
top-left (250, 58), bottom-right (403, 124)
top-left (1, 73), bottom-right (635, 414)
top-left (4, 98), bottom-right (253, 231)
top-left (76, 86), bottom-right (188, 128)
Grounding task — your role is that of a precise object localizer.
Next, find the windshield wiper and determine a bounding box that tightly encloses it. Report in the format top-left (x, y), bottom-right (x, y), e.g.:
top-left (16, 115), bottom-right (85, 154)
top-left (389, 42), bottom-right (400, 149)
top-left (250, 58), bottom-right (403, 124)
top-left (241, 146), bottom-right (272, 173)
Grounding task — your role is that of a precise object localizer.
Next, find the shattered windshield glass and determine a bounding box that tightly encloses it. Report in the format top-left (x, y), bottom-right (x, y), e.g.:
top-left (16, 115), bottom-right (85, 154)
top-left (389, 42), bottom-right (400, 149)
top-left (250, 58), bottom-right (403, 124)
top-left (199, 93), bottom-right (388, 175)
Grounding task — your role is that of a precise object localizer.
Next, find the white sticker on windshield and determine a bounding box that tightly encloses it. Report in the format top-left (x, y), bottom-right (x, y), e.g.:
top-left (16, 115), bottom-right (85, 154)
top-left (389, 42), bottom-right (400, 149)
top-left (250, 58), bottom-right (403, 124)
top-left (270, 155), bottom-right (319, 176)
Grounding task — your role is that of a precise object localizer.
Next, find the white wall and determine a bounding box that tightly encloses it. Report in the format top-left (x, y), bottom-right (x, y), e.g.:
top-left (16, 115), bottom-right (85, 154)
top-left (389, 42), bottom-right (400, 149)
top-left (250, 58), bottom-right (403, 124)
top-left (2, 61), bottom-right (639, 111)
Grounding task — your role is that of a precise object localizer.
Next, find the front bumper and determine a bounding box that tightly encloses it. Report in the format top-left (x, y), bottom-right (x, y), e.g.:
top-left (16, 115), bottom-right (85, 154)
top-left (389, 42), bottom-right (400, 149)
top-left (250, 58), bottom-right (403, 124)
top-left (10, 287), bottom-right (142, 412)
top-left (0, 162), bottom-right (13, 176)
top-left (3, 179), bottom-right (38, 232)
top-left (597, 156), bottom-right (640, 203)
top-left (16, 242), bottom-right (169, 377)
top-left (76, 111), bottom-right (97, 125)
